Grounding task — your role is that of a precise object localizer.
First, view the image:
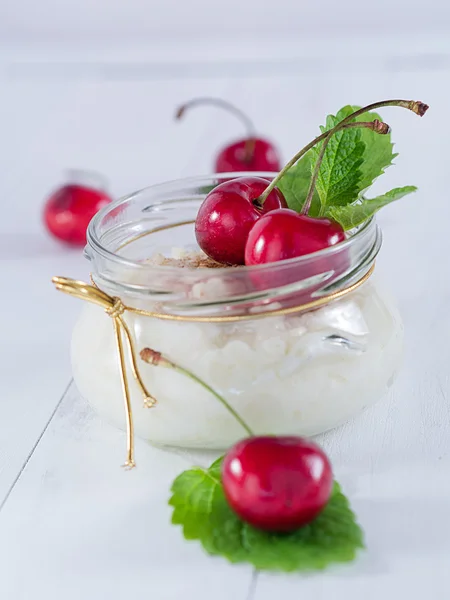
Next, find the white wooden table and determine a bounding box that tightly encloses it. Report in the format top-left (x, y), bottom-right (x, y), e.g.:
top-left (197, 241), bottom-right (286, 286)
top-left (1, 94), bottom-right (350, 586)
top-left (1, 35), bottom-right (449, 599)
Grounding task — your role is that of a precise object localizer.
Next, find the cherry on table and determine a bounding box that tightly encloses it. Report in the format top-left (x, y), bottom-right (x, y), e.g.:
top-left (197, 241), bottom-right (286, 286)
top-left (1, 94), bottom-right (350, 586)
top-left (195, 176), bottom-right (287, 265)
top-left (43, 170), bottom-right (112, 246)
top-left (222, 435), bottom-right (333, 532)
top-left (175, 97), bottom-right (281, 173)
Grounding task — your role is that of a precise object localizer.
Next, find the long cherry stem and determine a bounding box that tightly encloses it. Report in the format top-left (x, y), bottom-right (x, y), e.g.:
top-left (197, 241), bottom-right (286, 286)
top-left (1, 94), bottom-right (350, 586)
top-left (302, 119), bottom-right (391, 216)
top-left (175, 97), bottom-right (257, 164)
top-left (257, 99), bottom-right (428, 205)
top-left (140, 348), bottom-right (255, 437)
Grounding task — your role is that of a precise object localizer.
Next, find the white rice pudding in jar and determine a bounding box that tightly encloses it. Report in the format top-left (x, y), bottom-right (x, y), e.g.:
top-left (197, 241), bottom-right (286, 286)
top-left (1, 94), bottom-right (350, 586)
top-left (71, 174), bottom-right (403, 450)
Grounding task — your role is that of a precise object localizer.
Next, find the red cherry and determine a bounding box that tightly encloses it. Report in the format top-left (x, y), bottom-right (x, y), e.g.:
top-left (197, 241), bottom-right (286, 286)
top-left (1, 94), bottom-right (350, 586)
top-left (245, 208), bottom-right (345, 265)
top-left (43, 176), bottom-right (112, 246)
top-left (176, 97), bottom-right (281, 174)
top-left (215, 138), bottom-right (281, 173)
top-left (195, 177), bottom-right (287, 265)
top-left (222, 436), bottom-right (333, 532)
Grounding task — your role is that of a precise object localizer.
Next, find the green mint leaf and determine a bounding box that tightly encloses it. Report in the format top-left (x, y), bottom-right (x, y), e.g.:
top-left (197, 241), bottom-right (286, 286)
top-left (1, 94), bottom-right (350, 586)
top-left (343, 105), bottom-right (398, 193)
top-left (310, 111), bottom-right (365, 211)
top-left (277, 151), bottom-right (321, 217)
top-left (169, 458), bottom-right (364, 572)
top-left (326, 186), bottom-right (417, 230)
top-left (277, 104), bottom-right (399, 216)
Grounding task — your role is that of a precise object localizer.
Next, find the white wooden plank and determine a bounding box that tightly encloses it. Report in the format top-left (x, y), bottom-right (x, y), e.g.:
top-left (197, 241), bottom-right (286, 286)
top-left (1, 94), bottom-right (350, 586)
top-left (0, 250), bottom-right (84, 504)
top-left (0, 383), bottom-right (254, 600)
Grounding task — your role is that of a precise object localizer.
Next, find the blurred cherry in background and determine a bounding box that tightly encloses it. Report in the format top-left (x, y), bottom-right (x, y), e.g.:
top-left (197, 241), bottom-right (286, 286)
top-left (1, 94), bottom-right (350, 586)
top-left (176, 97), bottom-right (281, 174)
top-left (43, 170), bottom-right (112, 246)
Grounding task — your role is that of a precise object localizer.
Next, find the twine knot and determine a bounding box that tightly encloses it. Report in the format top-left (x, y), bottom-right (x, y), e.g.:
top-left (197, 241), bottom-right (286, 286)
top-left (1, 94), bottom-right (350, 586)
top-left (106, 298), bottom-right (125, 319)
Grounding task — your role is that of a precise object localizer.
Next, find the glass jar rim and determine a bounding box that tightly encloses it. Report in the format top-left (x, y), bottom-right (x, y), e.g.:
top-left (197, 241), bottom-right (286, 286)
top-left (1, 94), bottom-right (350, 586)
top-left (86, 172), bottom-right (381, 312)
top-left (87, 172), bottom-right (379, 274)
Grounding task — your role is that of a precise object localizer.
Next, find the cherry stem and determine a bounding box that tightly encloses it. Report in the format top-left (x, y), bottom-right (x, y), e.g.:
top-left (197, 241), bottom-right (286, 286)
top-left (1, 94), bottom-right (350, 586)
top-left (140, 348), bottom-right (255, 437)
top-left (257, 99), bottom-right (428, 205)
top-left (175, 97), bottom-right (257, 164)
top-left (302, 119), bottom-right (391, 215)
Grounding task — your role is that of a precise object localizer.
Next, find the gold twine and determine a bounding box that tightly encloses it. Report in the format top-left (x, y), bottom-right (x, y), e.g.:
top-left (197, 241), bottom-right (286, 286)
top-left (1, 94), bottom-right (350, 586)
top-left (52, 276), bottom-right (157, 469)
top-left (52, 262), bottom-right (374, 467)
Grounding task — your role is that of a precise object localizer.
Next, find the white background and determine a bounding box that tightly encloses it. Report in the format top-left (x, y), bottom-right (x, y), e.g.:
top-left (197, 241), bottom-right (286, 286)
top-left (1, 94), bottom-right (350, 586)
top-left (1, 3), bottom-right (450, 599)
top-left (2, 0), bottom-right (450, 40)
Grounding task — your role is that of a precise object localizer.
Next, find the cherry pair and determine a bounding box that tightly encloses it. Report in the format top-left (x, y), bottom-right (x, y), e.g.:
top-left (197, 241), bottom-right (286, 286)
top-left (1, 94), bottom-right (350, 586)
top-left (195, 176), bottom-right (344, 267)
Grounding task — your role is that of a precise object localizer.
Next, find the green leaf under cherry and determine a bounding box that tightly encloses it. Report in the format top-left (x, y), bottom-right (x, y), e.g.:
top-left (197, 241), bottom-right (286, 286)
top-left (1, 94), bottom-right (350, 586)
top-left (169, 457), bottom-right (364, 572)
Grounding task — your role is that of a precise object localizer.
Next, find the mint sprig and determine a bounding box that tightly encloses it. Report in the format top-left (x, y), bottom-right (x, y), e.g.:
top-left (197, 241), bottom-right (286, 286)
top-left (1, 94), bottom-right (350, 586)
top-left (169, 457), bottom-right (364, 572)
top-left (277, 102), bottom-right (423, 228)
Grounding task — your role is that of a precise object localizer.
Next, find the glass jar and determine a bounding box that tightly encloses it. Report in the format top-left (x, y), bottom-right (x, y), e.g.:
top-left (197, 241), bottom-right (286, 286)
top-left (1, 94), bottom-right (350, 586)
top-left (71, 173), bottom-right (403, 450)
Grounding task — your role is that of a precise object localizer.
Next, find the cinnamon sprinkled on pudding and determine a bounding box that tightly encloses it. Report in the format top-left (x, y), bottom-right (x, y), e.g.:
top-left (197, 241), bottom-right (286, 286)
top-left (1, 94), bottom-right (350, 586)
top-left (147, 251), bottom-right (237, 269)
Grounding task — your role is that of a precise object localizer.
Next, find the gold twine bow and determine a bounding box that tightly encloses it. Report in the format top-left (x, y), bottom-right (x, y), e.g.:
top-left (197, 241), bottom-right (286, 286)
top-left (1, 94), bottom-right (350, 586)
top-left (52, 276), bottom-right (157, 469)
